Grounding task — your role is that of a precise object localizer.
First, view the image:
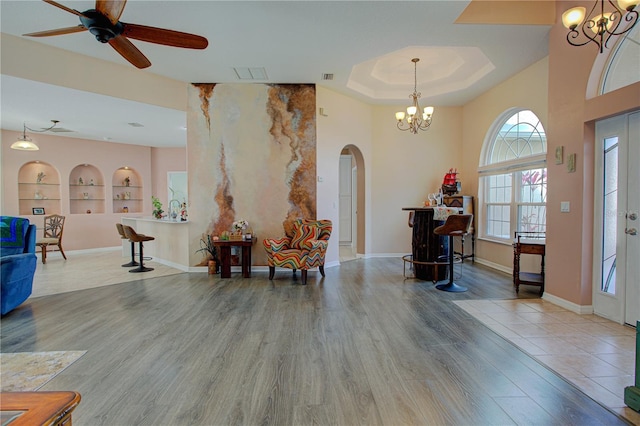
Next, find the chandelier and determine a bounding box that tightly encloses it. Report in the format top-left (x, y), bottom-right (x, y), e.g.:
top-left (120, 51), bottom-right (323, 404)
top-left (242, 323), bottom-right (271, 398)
top-left (562, 0), bottom-right (639, 53)
top-left (395, 58), bottom-right (434, 134)
top-left (11, 120), bottom-right (59, 151)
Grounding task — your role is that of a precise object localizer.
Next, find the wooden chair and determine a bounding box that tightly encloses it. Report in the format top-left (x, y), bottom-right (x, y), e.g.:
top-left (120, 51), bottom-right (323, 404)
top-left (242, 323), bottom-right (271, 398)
top-left (122, 225), bottom-right (155, 273)
top-left (115, 223), bottom-right (139, 267)
top-left (36, 214), bottom-right (66, 264)
top-left (433, 214), bottom-right (473, 292)
top-left (513, 232), bottom-right (545, 295)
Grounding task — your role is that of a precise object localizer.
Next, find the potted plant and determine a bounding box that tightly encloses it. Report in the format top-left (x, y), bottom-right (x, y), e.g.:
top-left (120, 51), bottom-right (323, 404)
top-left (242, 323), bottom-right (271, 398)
top-left (196, 234), bottom-right (219, 274)
top-left (151, 196), bottom-right (164, 219)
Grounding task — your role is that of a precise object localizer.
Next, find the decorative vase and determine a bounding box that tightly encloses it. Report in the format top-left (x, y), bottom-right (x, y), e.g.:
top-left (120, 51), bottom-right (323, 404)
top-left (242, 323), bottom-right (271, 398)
top-left (208, 259), bottom-right (217, 275)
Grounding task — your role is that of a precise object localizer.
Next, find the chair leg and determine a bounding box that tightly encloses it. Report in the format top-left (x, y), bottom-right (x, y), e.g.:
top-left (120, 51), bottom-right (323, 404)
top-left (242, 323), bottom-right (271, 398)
top-left (436, 236), bottom-right (467, 292)
top-left (319, 265), bottom-right (325, 277)
top-left (268, 266), bottom-right (275, 280)
top-left (58, 244), bottom-right (67, 260)
top-left (122, 241), bottom-right (139, 267)
top-left (301, 269), bottom-right (307, 285)
top-left (40, 244), bottom-right (47, 264)
top-left (129, 242), bottom-right (154, 273)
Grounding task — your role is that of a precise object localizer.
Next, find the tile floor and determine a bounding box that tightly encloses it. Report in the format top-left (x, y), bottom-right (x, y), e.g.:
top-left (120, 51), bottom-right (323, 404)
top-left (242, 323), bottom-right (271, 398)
top-left (31, 249), bottom-right (184, 298)
top-left (454, 299), bottom-right (640, 424)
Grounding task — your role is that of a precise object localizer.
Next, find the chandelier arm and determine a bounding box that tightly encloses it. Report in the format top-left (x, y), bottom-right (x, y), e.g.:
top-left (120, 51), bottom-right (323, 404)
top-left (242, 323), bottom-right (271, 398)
top-left (608, 9), bottom-right (639, 35)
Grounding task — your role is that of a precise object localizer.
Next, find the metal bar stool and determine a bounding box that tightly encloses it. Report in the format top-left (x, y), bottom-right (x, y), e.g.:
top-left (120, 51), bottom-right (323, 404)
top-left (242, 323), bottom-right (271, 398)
top-left (433, 214), bottom-right (473, 292)
top-left (115, 223), bottom-right (139, 267)
top-left (122, 225), bottom-right (155, 273)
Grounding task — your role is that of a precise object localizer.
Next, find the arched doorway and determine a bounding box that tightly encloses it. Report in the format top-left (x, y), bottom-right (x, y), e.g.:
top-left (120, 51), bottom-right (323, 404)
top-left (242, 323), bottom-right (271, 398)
top-left (338, 145), bottom-right (365, 262)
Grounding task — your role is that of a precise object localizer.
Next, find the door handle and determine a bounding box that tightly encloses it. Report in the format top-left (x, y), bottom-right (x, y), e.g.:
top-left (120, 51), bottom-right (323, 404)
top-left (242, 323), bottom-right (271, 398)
top-left (626, 228), bottom-right (638, 235)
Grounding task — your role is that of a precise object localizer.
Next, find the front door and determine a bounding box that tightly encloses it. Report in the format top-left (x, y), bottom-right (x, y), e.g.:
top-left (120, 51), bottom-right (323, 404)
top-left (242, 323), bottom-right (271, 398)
top-left (594, 112), bottom-right (640, 325)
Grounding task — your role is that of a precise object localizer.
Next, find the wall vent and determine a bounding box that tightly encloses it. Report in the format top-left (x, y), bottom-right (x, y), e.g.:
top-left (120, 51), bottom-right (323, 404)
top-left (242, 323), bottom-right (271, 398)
top-left (322, 73), bottom-right (334, 80)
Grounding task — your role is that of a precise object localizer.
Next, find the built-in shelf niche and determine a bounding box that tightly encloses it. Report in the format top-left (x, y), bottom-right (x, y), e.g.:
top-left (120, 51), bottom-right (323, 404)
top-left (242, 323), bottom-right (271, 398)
top-left (18, 161), bottom-right (61, 216)
top-left (112, 167), bottom-right (143, 214)
top-left (69, 164), bottom-right (105, 214)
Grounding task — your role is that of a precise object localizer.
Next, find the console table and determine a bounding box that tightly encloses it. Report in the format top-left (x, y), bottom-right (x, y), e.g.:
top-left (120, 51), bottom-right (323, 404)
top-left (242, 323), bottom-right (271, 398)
top-left (213, 239), bottom-right (253, 278)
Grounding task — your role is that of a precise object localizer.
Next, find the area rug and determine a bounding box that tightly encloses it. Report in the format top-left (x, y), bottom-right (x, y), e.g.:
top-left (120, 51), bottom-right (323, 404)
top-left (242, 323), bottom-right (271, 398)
top-left (0, 351), bottom-right (86, 391)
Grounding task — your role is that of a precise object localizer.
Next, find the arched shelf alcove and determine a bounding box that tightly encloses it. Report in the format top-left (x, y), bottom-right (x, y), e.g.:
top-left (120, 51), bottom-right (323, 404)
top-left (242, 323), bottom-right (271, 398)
top-left (18, 161), bottom-right (61, 216)
top-left (69, 164), bottom-right (105, 214)
top-left (112, 167), bottom-right (143, 214)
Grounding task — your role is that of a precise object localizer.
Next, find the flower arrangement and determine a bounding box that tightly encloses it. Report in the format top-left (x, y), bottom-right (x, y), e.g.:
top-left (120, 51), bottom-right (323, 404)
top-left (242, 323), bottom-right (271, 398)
top-left (151, 196), bottom-right (164, 219)
top-left (232, 219), bottom-right (249, 232)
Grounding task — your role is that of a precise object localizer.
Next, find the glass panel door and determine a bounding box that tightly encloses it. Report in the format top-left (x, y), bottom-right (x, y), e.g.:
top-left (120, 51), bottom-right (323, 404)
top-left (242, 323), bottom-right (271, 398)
top-left (594, 112), bottom-right (640, 325)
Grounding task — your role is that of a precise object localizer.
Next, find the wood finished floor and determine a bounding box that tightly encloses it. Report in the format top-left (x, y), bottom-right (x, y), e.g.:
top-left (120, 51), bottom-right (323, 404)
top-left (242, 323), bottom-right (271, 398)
top-left (0, 258), bottom-right (632, 425)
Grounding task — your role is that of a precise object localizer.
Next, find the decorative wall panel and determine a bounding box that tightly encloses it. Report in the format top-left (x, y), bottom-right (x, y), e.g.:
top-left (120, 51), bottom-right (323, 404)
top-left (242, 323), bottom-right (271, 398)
top-left (188, 83), bottom-right (316, 266)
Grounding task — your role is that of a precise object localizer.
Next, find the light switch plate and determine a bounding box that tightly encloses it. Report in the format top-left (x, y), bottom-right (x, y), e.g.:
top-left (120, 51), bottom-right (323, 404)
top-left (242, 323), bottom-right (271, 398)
top-left (561, 201), bottom-right (570, 212)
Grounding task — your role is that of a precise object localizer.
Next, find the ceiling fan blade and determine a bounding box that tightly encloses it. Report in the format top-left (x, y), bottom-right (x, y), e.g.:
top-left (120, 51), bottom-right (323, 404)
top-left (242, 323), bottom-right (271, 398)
top-left (95, 0), bottom-right (127, 25)
top-left (108, 35), bottom-right (151, 69)
top-left (23, 25), bottom-right (87, 37)
top-left (122, 23), bottom-right (208, 49)
top-left (43, 0), bottom-right (85, 17)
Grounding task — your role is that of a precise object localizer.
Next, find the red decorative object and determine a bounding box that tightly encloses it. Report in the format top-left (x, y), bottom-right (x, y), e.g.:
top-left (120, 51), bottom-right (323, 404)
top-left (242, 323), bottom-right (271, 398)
top-left (442, 168), bottom-right (461, 195)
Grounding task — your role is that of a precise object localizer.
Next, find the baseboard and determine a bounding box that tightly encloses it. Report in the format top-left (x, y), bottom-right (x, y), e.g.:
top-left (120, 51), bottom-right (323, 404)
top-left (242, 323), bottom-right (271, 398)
top-left (473, 258), bottom-right (512, 275)
top-left (542, 292), bottom-right (594, 314)
top-left (38, 246), bottom-right (121, 259)
top-left (150, 258), bottom-right (189, 272)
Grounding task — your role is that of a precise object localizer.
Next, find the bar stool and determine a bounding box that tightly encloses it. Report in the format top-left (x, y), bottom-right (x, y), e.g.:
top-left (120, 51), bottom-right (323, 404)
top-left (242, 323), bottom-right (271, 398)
top-left (433, 214), bottom-right (473, 292)
top-left (122, 225), bottom-right (155, 273)
top-left (115, 223), bottom-right (139, 267)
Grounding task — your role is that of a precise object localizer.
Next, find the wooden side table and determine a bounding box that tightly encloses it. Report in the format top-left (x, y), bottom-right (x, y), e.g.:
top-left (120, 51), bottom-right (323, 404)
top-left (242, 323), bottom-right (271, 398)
top-left (0, 391), bottom-right (81, 426)
top-left (513, 232), bottom-right (545, 295)
top-left (213, 239), bottom-right (253, 278)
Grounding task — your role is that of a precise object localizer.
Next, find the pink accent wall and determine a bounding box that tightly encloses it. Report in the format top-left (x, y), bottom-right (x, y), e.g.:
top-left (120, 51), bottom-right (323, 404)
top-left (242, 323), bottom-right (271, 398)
top-left (546, 1), bottom-right (640, 305)
top-left (1, 130), bottom-right (157, 250)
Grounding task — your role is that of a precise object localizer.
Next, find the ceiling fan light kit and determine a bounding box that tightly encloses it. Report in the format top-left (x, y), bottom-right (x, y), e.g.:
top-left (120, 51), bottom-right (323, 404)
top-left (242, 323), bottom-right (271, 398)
top-left (11, 120), bottom-right (60, 151)
top-left (23, 0), bottom-right (209, 69)
top-left (562, 0), bottom-right (639, 53)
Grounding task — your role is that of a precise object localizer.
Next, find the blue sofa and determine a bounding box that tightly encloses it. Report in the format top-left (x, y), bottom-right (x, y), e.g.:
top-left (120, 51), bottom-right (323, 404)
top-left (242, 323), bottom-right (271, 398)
top-left (1, 216), bottom-right (37, 315)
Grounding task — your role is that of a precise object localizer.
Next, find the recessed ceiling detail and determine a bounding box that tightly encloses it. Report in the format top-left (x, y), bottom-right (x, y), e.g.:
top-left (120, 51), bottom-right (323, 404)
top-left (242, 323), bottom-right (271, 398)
top-left (347, 46), bottom-right (495, 102)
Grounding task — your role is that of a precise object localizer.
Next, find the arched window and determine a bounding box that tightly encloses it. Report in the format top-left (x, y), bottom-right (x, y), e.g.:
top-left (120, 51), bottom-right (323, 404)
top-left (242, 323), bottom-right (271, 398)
top-left (478, 109), bottom-right (547, 241)
top-left (601, 24), bottom-right (640, 95)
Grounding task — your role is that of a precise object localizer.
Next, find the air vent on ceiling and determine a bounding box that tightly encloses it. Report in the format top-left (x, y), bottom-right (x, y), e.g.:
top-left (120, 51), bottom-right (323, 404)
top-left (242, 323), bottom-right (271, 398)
top-left (233, 67), bottom-right (268, 80)
top-left (47, 127), bottom-right (74, 133)
top-left (128, 122), bottom-right (144, 127)
top-left (322, 73), bottom-right (334, 80)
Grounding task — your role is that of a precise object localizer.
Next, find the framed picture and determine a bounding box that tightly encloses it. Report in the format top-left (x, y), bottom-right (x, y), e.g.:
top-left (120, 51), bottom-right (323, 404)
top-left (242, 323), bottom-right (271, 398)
top-left (567, 153), bottom-right (576, 173)
top-left (32, 207), bottom-right (45, 215)
top-left (555, 146), bottom-right (564, 165)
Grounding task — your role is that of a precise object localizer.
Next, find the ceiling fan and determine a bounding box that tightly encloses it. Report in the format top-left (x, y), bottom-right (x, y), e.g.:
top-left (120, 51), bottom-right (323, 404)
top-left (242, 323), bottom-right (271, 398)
top-left (23, 0), bottom-right (208, 69)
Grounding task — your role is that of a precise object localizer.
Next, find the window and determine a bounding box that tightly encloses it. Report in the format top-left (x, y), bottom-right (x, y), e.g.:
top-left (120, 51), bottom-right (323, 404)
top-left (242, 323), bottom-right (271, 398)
top-left (479, 109), bottom-right (547, 241)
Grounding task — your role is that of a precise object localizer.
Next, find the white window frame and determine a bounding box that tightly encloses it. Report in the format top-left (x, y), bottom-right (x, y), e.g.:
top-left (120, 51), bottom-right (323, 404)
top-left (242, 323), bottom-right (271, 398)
top-left (478, 109), bottom-right (547, 244)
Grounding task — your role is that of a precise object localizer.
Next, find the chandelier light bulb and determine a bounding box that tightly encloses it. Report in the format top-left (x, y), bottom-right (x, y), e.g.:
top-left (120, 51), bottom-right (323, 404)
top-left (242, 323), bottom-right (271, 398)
top-left (395, 112), bottom-right (405, 121)
top-left (618, 0), bottom-right (639, 11)
top-left (562, 7), bottom-right (586, 29)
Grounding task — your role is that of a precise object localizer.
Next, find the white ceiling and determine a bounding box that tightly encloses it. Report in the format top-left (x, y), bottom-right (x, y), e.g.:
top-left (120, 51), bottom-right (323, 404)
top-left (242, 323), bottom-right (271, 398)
top-left (0, 0), bottom-right (552, 147)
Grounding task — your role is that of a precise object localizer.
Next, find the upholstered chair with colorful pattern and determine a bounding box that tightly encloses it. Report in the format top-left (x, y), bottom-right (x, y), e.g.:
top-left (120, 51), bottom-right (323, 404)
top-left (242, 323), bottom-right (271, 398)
top-left (263, 219), bottom-right (332, 285)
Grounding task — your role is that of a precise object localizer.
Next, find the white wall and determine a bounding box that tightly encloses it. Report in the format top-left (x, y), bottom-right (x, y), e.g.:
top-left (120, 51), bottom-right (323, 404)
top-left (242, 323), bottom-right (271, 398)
top-left (316, 87), bottom-right (374, 265)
